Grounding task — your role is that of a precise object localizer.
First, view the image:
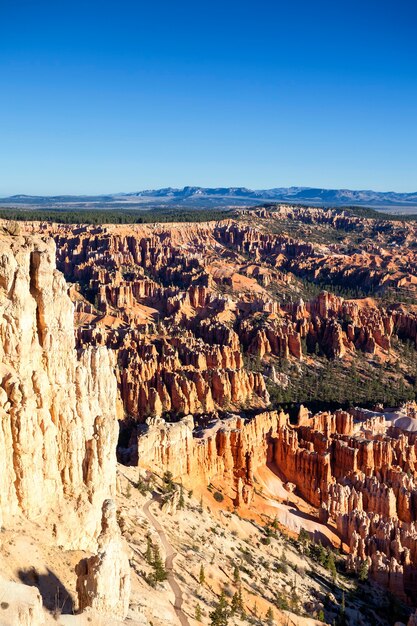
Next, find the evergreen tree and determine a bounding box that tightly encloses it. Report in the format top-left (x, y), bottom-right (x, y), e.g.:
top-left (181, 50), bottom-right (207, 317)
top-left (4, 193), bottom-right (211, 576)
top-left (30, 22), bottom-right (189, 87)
top-left (328, 551), bottom-right (337, 583)
top-left (163, 470), bottom-right (174, 492)
top-left (152, 545), bottom-right (167, 582)
top-left (358, 559), bottom-right (368, 582)
top-left (266, 606), bottom-right (275, 625)
top-left (233, 564), bottom-right (240, 584)
top-left (199, 563), bottom-right (206, 585)
top-left (298, 528), bottom-right (309, 547)
top-left (195, 604), bottom-right (202, 622)
top-left (209, 591), bottom-right (229, 626)
top-left (335, 591), bottom-right (347, 626)
top-left (145, 536), bottom-right (153, 564)
top-left (231, 587), bottom-right (244, 615)
top-left (178, 484), bottom-right (185, 510)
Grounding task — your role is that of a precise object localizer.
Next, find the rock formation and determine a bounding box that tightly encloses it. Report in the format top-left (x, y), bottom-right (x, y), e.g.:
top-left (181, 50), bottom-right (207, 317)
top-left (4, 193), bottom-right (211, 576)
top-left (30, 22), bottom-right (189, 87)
top-left (272, 405), bottom-right (417, 602)
top-left (135, 410), bottom-right (286, 505)
top-left (76, 499), bottom-right (131, 619)
top-left (0, 576), bottom-right (44, 626)
top-left (0, 234), bottom-right (119, 549)
top-left (16, 216), bottom-right (416, 427)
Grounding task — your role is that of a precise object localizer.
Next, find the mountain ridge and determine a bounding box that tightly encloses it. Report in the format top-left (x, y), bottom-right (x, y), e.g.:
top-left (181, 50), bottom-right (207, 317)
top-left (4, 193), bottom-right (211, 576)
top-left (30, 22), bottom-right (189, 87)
top-left (2, 186), bottom-right (417, 211)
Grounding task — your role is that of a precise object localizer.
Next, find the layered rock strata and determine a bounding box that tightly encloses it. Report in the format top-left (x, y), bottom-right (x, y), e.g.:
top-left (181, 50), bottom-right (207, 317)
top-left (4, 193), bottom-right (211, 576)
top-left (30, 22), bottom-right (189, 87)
top-left (135, 410), bottom-right (286, 505)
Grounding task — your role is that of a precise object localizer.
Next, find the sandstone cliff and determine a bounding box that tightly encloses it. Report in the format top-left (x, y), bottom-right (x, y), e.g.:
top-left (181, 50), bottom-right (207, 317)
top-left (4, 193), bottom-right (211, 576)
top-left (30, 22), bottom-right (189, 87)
top-left (0, 234), bottom-right (119, 550)
top-left (135, 410), bottom-right (286, 505)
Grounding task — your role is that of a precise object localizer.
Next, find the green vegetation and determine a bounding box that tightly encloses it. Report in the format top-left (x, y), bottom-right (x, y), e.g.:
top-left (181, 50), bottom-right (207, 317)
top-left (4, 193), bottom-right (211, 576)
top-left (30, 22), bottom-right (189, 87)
top-left (135, 473), bottom-right (151, 495)
top-left (297, 276), bottom-right (374, 300)
top-left (162, 471), bottom-right (175, 493)
top-left (209, 591), bottom-right (230, 626)
top-left (213, 491), bottom-right (224, 503)
top-left (144, 535), bottom-right (167, 586)
top-left (230, 588), bottom-right (244, 617)
top-left (199, 563), bottom-right (206, 585)
top-left (233, 565), bottom-right (240, 584)
top-left (267, 352), bottom-right (416, 414)
top-left (0, 206), bottom-right (235, 224)
top-left (151, 544), bottom-right (167, 582)
top-left (178, 484), bottom-right (185, 510)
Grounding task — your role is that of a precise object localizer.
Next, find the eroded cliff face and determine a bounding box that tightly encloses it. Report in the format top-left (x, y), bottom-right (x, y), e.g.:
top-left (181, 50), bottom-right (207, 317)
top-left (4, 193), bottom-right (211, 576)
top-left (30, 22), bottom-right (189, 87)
top-left (76, 499), bottom-right (131, 619)
top-left (134, 399), bottom-right (417, 602)
top-left (135, 410), bottom-right (286, 506)
top-left (272, 405), bottom-right (417, 602)
top-left (0, 234), bottom-right (119, 550)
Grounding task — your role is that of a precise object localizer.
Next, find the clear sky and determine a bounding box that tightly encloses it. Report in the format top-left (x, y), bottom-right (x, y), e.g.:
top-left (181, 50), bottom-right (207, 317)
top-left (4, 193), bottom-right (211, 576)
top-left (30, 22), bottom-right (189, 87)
top-left (1, 0), bottom-right (417, 195)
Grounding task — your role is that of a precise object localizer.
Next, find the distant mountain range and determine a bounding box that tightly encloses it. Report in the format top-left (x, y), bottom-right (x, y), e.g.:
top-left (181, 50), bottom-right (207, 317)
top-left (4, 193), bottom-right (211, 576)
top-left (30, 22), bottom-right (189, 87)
top-left (2, 186), bottom-right (417, 212)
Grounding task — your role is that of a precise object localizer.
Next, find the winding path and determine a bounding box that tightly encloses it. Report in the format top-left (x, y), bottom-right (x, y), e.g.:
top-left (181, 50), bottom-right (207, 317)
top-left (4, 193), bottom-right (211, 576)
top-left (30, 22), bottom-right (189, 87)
top-left (143, 494), bottom-right (191, 626)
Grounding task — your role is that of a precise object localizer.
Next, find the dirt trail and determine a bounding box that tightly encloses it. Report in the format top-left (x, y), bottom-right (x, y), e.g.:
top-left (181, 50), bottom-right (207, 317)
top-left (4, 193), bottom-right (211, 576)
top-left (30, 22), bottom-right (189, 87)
top-left (143, 495), bottom-right (190, 626)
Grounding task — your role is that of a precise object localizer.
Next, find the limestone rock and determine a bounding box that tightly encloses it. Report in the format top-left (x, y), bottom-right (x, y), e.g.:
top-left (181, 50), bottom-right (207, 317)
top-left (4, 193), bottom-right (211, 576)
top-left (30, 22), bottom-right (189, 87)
top-left (0, 235), bottom-right (118, 550)
top-left (76, 499), bottom-right (131, 619)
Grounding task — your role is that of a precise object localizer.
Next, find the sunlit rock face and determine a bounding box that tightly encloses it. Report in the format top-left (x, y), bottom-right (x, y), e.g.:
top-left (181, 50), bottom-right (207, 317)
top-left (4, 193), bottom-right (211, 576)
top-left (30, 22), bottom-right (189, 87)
top-left (136, 410), bottom-right (287, 506)
top-left (0, 234), bottom-right (118, 550)
top-left (76, 499), bottom-right (131, 619)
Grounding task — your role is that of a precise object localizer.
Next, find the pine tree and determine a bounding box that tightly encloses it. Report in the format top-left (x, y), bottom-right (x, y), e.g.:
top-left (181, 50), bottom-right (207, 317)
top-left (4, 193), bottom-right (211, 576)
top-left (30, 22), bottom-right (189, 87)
top-left (266, 606), bottom-right (275, 625)
top-left (199, 563), bottom-right (206, 585)
top-left (238, 587), bottom-right (246, 619)
top-left (231, 587), bottom-right (244, 615)
top-left (152, 545), bottom-right (167, 582)
top-left (145, 536), bottom-right (153, 564)
top-left (336, 591), bottom-right (347, 626)
top-left (178, 484), bottom-right (185, 510)
top-left (358, 559), bottom-right (368, 582)
top-left (209, 591), bottom-right (229, 626)
top-left (195, 604), bottom-right (202, 622)
top-left (233, 564), bottom-right (240, 584)
top-left (163, 470), bottom-right (174, 492)
top-left (328, 551), bottom-right (337, 583)
top-left (298, 528), bottom-right (309, 547)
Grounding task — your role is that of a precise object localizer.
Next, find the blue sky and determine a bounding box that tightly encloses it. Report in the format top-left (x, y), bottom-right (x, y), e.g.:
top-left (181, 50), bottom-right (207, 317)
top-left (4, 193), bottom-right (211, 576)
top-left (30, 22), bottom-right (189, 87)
top-left (1, 0), bottom-right (417, 194)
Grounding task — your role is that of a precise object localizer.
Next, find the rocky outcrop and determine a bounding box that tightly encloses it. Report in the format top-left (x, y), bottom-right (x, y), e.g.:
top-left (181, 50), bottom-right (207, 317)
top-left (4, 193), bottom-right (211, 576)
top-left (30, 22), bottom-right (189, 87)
top-left (76, 499), bottom-right (131, 619)
top-left (0, 235), bottom-right (118, 549)
top-left (249, 403), bottom-right (417, 602)
top-left (135, 410), bottom-right (286, 505)
top-left (0, 576), bottom-right (44, 626)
